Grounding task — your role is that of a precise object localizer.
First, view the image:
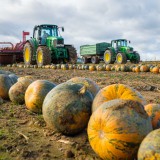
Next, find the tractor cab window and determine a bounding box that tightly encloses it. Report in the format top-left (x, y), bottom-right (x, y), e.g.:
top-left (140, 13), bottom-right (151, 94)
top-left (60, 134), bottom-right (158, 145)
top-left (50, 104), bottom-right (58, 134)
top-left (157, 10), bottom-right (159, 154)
top-left (112, 41), bottom-right (117, 48)
top-left (33, 29), bottom-right (39, 39)
top-left (117, 41), bottom-right (121, 47)
top-left (40, 27), bottom-right (58, 37)
top-left (121, 40), bottom-right (128, 47)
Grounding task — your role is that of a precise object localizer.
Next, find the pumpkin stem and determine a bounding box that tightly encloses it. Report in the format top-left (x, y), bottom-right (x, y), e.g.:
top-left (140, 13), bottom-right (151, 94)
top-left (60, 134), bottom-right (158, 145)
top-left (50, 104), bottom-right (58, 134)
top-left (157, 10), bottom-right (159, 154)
top-left (78, 85), bottom-right (87, 95)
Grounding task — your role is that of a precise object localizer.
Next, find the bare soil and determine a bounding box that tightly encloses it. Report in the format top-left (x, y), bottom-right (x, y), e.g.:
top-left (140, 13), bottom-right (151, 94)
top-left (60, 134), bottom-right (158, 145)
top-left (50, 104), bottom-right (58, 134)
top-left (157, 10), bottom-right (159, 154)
top-left (0, 66), bottom-right (160, 160)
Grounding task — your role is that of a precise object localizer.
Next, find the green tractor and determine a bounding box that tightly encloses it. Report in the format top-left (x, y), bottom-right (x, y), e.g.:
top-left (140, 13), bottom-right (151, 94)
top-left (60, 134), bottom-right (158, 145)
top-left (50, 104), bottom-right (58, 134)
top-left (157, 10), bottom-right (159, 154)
top-left (104, 39), bottom-right (140, 64)
top-left (23, 24), bottom-right (77, 66)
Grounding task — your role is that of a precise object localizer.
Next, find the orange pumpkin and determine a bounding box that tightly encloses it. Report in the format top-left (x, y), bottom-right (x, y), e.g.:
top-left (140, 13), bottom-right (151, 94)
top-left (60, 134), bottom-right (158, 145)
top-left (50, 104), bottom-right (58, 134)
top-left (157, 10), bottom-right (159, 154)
top-left (105, 64), bottom-right (112, 71)
top-left (96, 65), bottom-right (105, 71)
top-left (92, 83), bottom-right (146, 112)
top-left (140, 65), bottom-right (149, 72)
top-left (18, 76), bottom-right (35, 82)
top-left (134, 66), bottom-right (140, 72)
top-left (89, 65), bottom-right (96, 71)
top-left (67, 77), bottom-right (100, 98)
top-left (61, 64), bottom-right (69, 70)
top-left (144, 103), bottom-right (160, 129)
top-left (25, 80), bottom-right (56, 113)
top-left (138, 129), bottom-right (160, 159)
top-left (9, 78), bottom-right (33, 104)
top-left (152, 66), bottom-right (159, 74)
top-left (88, 99), bottom-right (152, 160)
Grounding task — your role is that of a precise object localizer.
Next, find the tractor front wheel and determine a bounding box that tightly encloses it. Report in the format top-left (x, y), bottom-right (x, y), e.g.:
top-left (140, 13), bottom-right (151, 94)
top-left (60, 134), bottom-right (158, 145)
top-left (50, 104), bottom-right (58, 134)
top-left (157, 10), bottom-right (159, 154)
top-left (23, 42), bottom-right (35, 65)
top-left (116, 52), bottom-right (127, 64)
top-left (36, 46), bottom-right (51, 67)
top-left (104, 50), bottom-right (115, 64)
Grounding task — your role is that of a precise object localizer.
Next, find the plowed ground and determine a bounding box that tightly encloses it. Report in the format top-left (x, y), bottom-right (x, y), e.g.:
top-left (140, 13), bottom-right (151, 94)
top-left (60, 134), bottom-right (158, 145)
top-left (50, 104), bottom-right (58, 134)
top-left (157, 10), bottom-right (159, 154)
top-left (0, 66), bottom-right (160, 160)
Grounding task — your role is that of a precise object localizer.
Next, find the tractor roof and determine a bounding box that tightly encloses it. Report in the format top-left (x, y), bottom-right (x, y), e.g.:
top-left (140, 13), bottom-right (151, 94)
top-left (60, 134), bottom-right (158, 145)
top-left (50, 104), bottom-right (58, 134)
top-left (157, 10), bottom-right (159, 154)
top-left (112, 39), bottom-right (128, 42)
top-left (36, 24), bottom-right (58, 28)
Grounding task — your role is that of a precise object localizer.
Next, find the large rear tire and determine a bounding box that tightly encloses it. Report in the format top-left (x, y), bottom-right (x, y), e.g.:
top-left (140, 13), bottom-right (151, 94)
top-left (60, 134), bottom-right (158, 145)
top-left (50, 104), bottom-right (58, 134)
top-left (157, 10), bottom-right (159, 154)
top-left (131, 52), bottom-right (140, 64)
top-left (135, 52), bottom-right (140, 63)
top-left (36, 46), bottom-right (51, 67)
top-left (65, 45), bottom-right (77, 64)
top-left (104, 50), bottom-right (115, 64)
top-left (23, 42), bottom-right (35, 65)
top-left (116, 52), bottom-right (127, 64)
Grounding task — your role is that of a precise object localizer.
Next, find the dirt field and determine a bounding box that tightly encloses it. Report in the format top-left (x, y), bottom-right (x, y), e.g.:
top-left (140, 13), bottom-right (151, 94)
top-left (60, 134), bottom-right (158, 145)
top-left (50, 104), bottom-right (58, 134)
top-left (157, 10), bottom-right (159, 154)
top-left (0, 65), bottom-right (160, 160)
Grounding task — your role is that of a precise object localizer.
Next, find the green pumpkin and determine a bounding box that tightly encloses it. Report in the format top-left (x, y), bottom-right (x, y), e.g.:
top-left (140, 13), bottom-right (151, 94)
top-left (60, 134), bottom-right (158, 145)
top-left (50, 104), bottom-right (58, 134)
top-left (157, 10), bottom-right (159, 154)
top-left (42, 82), bottom-right (93, 135)
top-left (0, 74), bottom-right (13, 99)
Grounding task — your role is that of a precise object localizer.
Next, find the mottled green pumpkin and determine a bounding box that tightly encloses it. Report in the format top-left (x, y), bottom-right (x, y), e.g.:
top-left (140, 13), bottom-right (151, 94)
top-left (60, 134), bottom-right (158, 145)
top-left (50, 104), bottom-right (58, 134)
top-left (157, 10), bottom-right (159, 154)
top-left (25, 80), bottom-right (56, 113)
top-left (9, 79), bottom-right (33, 104)
top-left (67, 77), bottom-right (100, 98)
top-left (0, 74), bottom-right (13, 99)
top-left (42, 82), bottom-right (93, 135)
top-left (8, 74), bottom-right (18, 84)
top-left (138, 129), bottom-right (160, 160)
top-left (88, 99), bottom-right (152, 160)
top-left (92, 83), bottom-right (146, 112)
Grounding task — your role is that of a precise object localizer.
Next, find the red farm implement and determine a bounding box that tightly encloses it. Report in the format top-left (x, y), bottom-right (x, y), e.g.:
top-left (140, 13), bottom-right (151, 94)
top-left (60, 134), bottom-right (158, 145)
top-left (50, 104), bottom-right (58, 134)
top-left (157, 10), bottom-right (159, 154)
top-left (0, 31), bottom-right (29, 65)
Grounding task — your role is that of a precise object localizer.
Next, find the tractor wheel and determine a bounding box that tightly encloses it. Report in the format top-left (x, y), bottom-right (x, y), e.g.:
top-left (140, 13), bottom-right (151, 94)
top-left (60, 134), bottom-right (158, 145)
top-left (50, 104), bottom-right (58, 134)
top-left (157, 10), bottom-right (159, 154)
top-left (65, 45), bottom-right (77, 64)
top-left (36, 46), bottom-right (51, 67)
top-left (91, 56), bottom-right (99, 64)
top-left (134, 52), bottom-right (140, 63)
top-left (82, 57), bottom-right (88, 64)
top-left (104, 50), bottom-right (115, 64)
top-left (23, 42), bottom-right (35, 65)
top-left (116, 52), bottom-right (127, 64)
top-left (130, 52), bottom-right (140, 64)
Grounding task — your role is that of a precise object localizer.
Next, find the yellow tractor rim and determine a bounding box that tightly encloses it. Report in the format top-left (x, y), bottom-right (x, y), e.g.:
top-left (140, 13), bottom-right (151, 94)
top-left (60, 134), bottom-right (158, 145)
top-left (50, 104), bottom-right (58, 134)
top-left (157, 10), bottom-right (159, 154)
top-left (105, 53), bottom-right (110, 62)
top-left (117, 54), bottom-right (122, 63)
top-left (25, 48), bottom-right (30, 62)
top-left (37, 50), bottom-right (43, 63)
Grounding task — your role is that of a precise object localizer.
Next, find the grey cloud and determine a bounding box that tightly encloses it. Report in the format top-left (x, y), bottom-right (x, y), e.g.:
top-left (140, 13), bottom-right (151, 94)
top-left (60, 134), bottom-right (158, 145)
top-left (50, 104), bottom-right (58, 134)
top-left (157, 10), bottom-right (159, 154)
top-left (0, 0), bottom-right (160, 60)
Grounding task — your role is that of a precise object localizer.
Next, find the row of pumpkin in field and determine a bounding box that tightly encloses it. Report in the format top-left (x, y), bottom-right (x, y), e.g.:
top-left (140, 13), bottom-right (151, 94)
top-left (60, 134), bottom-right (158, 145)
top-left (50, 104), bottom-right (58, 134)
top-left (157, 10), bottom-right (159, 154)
top-left (6, 63), bottom-right (160, 73)
top-left (0, 70), bottom-right (160, 159)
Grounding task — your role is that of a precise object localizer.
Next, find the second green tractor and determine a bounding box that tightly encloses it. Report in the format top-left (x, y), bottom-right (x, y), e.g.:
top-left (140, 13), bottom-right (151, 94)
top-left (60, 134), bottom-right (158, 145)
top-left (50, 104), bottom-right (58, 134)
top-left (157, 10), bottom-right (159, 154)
top-left (104, 39), bottom-right (140, 64)
top-left (80, 39), bottom-right (140, 64)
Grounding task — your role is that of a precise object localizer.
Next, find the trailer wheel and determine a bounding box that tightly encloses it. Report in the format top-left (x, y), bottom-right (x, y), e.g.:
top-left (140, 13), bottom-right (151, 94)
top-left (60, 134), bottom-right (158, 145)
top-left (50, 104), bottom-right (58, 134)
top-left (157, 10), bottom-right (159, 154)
top-left (23, 42), bottom-right (35, 65)
top-left (116, 52), bottom-right (127, 64)
top-left (91, 56), bottom-right (99, 64)
top-left (65, 45), bottom-right (77, 64)
top-left (104, 50), bottom-right (115, 64)
top-left (36, 46), bottom-right (51, 67)
top-left (82, 57), bottom-right (88, 64)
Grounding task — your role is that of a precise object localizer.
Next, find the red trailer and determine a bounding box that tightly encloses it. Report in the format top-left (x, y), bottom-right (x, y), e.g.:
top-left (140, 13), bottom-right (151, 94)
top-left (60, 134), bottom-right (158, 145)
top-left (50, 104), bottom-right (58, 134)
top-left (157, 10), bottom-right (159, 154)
top-left (0, 31), bottom-right (30, 65)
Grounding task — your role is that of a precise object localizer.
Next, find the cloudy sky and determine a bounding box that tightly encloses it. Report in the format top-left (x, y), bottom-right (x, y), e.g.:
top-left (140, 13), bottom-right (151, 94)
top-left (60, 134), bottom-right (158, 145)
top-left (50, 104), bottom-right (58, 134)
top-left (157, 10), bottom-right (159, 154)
top-left (0, 0), bottom-right (160, 61)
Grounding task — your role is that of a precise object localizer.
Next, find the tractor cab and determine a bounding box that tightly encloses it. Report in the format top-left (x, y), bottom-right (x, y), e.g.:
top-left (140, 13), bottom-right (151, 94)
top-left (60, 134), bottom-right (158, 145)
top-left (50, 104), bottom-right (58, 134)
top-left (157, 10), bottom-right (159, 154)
top-left (33, 24), bottom-right (64, 46)
top-left (111, 39), bottom-right (131, 51)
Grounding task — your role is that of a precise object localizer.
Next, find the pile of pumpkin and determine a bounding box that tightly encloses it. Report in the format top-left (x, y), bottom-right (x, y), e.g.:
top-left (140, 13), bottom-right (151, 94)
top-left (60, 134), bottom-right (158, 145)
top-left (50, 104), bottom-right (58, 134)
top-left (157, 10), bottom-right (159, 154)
top-left (6, 63), bottom-right (160, 73)
top-left (1, 69), bottom-right (160, 159)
